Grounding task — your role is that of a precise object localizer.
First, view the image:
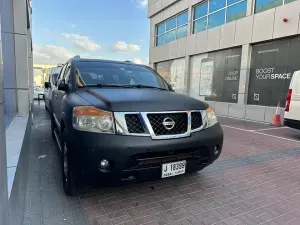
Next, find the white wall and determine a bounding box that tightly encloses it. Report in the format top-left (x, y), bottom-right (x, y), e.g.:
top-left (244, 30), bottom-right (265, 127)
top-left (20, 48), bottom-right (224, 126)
top-left (149, 0), bottom-right (300, 64)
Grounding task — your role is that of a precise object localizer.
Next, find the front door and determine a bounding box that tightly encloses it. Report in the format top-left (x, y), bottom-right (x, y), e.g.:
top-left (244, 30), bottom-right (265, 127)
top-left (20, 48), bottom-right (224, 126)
top-left (52, 63), bottom-right (69, 128)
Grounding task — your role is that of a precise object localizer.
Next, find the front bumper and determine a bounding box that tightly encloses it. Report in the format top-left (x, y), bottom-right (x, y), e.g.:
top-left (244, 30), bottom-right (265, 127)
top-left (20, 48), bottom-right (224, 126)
top-left (284, 118), bottom-right (300, 130)
top-left (68, 123), bottom-right (223, 183)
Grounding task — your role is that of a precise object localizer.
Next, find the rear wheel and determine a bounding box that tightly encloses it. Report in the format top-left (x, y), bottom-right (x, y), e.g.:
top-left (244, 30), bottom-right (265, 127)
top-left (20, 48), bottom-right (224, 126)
top-left (61, 130), bottom-right (78, 196)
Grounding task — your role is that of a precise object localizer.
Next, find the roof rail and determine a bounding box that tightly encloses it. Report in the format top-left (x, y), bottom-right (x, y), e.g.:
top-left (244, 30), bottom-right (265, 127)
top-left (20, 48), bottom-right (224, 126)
top-left (124, 60), bottom-right (134, 64)
top-left (73, 55), bottom-right (80, 60)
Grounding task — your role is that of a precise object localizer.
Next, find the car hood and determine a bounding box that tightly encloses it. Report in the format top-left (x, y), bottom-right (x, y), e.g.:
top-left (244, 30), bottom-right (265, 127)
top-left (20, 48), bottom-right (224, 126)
top-left (76, 88), bottom-right (208, 112)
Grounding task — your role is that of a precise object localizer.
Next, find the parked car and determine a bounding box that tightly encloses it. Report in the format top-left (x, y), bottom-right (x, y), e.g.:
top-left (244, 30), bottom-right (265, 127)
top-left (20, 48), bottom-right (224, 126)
top-left (44, 66), bottom-right (62, 111)
top-left (284, 70), bottom-right (300, 130)
top-left (51, 57), bottom-right (224, 196)
top-left (33, 86), bottom-right (44, 100)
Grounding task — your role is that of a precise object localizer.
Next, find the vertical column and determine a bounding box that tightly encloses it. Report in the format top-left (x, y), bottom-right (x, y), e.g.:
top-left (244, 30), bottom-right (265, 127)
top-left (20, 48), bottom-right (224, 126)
top-left (13, 0), bottom-right (29, 114)
top-left (187, 6), bottom-right (192, 36)
top-left (0, 4), bottom-right (9, 223)
top-left (246, 0), bottom-right (254, 15)
top-left (2, 0), bottom-right (18, 125)
top-left (149, 17), bottom-right (155, 69)
top-left (238, 44), bottom-right (252, 104)
top-left (28, 30), bottom-right (33, 105)
top-left (183, 55), bottom-right (190, 96)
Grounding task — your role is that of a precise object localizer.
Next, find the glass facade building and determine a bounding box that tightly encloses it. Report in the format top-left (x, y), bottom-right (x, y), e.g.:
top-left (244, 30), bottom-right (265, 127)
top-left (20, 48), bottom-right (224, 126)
top-left (193, 0), bottom-right (247, 33)
top-left (156, 11), bottom-right (188, 46)
top-left (149, 0), bottom-right (300, 122)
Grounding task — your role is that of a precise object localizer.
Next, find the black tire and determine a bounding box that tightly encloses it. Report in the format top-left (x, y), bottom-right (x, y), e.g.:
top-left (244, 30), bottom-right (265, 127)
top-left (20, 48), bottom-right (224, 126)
top-left (50, 114), bottom-right (55, 139)
top-left (61, 129), bottom-right (78, 196)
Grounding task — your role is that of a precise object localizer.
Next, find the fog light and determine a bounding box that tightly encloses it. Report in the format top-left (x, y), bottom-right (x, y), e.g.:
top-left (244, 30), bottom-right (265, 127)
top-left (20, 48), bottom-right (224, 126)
top-left (213, 146), bottom-right (220, 155)
top-left (100, 159), bottom-right (110, 169)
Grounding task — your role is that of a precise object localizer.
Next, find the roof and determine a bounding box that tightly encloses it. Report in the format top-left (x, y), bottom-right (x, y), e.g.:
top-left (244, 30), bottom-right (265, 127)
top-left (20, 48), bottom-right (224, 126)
top-left (73, 58), bottom-right (139, 66)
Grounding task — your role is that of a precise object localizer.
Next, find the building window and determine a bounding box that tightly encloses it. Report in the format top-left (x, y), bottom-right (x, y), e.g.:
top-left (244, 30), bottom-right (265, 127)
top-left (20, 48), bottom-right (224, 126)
top-left (193, 0), bottom-right (247, 34)
top-left (156, 11), bottom-right (188, 46)
top-left (189, 47), bottom-right (242, 103)
top-left (255, 0), bottom-right (297, 13)
top-left (156, 58), bottom-right (186, 93)
top-left (248, 37), bottom-right (300, 107)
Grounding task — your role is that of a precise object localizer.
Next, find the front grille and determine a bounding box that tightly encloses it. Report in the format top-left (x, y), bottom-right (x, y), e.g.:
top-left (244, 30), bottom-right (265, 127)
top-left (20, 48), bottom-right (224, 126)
top-left (191, 112), bottom-right (202, 130)
top-left (147, 113), bottom-right (188, 136)
top-left (125, 114), bottom-right (145, 134)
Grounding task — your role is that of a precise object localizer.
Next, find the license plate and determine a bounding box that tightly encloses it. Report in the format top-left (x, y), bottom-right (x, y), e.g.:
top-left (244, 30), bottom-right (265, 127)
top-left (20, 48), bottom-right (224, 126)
top-left (161, 160), bottom-right (186, 178)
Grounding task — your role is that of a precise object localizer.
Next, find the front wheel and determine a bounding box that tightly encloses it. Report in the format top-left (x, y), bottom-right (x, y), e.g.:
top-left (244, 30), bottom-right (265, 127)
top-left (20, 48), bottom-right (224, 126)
top-left (61, 131), bottom-right (78, 196)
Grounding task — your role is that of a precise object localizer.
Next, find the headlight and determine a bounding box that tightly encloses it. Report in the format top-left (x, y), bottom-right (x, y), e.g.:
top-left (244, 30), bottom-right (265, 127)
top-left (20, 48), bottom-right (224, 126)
top-left (202, 107), bottom-right (218, 129)
top-left (73, 106), bottom-right (115, 134)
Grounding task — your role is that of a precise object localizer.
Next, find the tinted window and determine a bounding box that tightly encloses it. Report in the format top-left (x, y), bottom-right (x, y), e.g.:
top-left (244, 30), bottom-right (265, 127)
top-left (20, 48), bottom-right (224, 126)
top-left (165, 30), bottom-right (176, 43)
top-left (76, 62), bottom-right (168, 89)
top-left (51, 73), bottom-right (59, 84)
top-left (155, 11), bottom-right (188, 46)
top-left (248, 37), bottom-right (300, 106)
top-left (194, 2), bottom-right (208, 19)
top-left (209, 0), bottom-right (226, 13)
top-left (255, 0), bottom-right (282, 13)
top-left (177, 12), bottom-right (188, 26)
top-left (193, 0), bottom-right (247, 34)
top-left (166, 17), bottom-right (176, 31)
top-left (177, 25), bottom-right (187, 39)
top-left (157, 23), bottom-right (165, 35)
top-left (157, 34), bottom-right (165, 46)
top-left (57, 63), bottom-right (68, 81)
top-left (194, 17), bottom-right (207, 33)
top-left (208, 10), bottom-right (225, 29)
top-left (226, 1), bottom-right (247, 23)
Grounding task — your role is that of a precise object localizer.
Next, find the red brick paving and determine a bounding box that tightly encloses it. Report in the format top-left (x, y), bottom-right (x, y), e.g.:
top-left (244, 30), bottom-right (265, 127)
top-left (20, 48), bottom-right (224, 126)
top-left (220, 127), bottom-right (300, 160)
top-left (24, 105), bottom-right (300, 225)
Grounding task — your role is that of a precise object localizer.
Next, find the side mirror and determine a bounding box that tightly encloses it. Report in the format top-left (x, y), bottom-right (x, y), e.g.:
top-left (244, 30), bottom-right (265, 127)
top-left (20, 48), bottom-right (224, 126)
top-left (168, 84), bottom-right (175, 92)
top-left (44, 82), bottom-right (51, 89)
top-left (57, 79), bottom-right (68, 91)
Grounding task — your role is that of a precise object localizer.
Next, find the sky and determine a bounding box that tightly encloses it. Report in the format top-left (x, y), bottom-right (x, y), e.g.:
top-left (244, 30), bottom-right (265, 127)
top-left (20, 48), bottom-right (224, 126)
top-left (32, 0), bottom-right (149, 66)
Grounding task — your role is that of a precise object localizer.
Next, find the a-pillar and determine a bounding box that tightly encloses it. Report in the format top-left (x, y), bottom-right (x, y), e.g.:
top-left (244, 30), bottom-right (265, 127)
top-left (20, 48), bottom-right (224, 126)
top-left (238, 44), bottom-right (252, 104)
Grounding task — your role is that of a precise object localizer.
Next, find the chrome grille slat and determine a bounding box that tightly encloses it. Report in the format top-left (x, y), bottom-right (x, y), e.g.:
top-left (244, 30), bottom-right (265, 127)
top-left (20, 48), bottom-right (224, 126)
top-left (114, 110), bottom-right (205, 140)
top-left (191, 112), bottom-right (202, 130)
top-left (147, 113), bottom-right (188, 135)
top-left (125, 114), bottom-right (145, 134)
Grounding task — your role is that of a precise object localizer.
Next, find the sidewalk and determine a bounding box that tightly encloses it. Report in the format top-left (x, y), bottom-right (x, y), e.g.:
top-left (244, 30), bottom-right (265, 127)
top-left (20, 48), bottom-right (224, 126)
top-left (23, 102), bottom-right (300, 225)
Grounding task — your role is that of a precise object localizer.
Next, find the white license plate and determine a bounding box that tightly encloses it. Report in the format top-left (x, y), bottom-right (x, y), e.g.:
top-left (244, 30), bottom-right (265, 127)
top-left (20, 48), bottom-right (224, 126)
top-left (161, 160), bottom-right (186, 178)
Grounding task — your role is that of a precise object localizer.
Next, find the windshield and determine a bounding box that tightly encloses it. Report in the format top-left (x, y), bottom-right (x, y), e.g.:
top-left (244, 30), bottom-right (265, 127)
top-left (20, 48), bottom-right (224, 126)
top-left (75, 61), bottom-right (169, 90)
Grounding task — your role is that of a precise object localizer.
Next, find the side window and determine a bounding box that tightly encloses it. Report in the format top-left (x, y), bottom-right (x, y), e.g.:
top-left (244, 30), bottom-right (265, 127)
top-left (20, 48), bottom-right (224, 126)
top-left (51, 74), bottom-right (59, 85)
top-left (64, 66), bottom-right (71, 83)
top-left (56, 64), bottom-right (68, 83)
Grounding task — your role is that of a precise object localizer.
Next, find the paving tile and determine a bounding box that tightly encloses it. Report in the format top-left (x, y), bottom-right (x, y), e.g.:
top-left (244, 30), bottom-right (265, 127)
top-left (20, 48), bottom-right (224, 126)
top-left (22, 103), bottom-right (300, 225)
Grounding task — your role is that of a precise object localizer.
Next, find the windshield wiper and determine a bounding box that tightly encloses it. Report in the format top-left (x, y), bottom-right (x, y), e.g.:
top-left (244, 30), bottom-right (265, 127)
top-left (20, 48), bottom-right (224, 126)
top-left (78, 84), bottom-right (168, 90)
top-left (78, 84), bottom-right (129, 88)
top-left (125, 84), bottom-right (168, 91)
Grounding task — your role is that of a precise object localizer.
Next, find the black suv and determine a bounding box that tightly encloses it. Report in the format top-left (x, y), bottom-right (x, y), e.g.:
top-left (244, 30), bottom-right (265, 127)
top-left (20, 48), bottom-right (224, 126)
top-left (51, 57), bottom-right (223, 196)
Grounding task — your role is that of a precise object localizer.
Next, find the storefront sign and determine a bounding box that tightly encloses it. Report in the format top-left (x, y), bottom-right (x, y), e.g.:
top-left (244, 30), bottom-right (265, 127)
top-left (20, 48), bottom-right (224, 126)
top-left (248, 37), bottom-right (300, 107)
top-left (200, 47), bottom-right (242, 103)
